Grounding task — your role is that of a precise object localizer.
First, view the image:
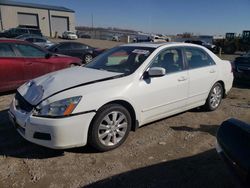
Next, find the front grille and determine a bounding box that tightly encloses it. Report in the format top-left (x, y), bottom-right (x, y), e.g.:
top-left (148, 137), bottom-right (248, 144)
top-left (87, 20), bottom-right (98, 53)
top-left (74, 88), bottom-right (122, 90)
top-left (15, 92), bottom-right (34, 112)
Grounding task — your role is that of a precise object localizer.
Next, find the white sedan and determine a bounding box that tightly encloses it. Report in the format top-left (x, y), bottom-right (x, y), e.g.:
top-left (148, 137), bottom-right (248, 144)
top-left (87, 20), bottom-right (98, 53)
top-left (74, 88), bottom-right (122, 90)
top-left (62, 31), bottom-right (78, 40)
top-left (9, 43), bottom-right (233, 151)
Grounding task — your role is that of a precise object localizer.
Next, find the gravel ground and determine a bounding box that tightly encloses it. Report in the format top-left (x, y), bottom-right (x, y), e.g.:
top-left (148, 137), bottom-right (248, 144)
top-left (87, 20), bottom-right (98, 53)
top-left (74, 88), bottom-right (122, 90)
top-left (0, 40), bottom-right (249, 188)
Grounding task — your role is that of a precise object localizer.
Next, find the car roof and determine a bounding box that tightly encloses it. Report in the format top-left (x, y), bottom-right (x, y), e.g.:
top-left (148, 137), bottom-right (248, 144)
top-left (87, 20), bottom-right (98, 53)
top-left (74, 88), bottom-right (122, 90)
top-left (121, 42), bottom-right (203, 49)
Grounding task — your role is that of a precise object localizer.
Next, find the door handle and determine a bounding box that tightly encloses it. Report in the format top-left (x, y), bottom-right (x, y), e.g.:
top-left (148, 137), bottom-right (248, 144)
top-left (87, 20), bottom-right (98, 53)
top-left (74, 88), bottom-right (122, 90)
top-left (178, 76), bottom-right (188, 81)
top-left (209, 69), bottom-right (216, 73)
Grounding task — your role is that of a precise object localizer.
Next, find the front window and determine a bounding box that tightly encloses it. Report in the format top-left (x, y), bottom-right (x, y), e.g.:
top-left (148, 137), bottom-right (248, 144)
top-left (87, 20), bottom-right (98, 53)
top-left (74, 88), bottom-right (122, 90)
top-left (85, 46), bottom-right (155, 74)
top-left (149, 48), bottom-right (184, 74)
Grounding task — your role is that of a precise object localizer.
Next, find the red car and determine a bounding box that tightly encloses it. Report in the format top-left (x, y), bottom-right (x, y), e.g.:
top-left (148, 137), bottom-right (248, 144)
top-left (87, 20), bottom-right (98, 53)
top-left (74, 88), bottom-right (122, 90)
top-left (0, 39), bottom-right (82, 92)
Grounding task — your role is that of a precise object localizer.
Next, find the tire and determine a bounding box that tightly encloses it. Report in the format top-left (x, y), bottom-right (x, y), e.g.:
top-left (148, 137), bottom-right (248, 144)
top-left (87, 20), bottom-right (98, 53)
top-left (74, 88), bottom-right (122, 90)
top-left (89, 104), bottom-right (131, 151)
top-left (84, 54), bottom-right (93, 64)
top-left (204, 83), bottom-right (223, 111)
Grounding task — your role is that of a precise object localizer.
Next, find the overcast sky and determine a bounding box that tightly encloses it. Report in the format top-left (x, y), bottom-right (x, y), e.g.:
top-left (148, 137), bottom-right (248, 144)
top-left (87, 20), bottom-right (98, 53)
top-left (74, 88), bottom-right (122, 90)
top-left (16, 0), bottom-right (250, 35)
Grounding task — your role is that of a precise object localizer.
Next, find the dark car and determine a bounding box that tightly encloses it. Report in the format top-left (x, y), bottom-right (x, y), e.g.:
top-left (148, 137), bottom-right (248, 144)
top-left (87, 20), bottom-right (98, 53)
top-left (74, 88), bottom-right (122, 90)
top-left (185, 40), bottom-right (217, 52)
top-left (16, 34), bottom-right (54, 48)
top-left (47, 42), bottom-right (105, 64)
top-left (0, 39), bottom-right (81, 92)
top-left (233, 52), bottom-right (250, 79)
top-left (216, 118), bottom-right (250, 186)
top-left (0, 28), bottom-right (42, 38)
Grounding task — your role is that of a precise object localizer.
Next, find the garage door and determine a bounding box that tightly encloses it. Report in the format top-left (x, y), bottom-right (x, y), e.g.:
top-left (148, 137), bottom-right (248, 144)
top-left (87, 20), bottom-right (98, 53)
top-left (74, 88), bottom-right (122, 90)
top-left (18, 13), bottom-right (38, 29)
top-left (51, 16), bottom-right (69, 37)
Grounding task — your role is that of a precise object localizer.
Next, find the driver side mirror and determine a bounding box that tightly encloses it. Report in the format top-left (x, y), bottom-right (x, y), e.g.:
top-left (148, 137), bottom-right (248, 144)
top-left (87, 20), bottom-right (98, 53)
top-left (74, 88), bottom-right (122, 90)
top-left (148, 67), bottom-right (166, 77)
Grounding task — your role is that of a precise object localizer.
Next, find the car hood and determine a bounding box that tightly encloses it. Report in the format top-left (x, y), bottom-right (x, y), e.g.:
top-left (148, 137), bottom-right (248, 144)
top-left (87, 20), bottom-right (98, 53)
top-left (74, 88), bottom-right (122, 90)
top-left (17, 67), bottom-right (123, 106)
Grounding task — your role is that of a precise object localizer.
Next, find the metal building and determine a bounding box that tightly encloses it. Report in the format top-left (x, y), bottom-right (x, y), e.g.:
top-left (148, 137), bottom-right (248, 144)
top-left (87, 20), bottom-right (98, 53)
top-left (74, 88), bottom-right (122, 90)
top-left (0, 0), bottom-right (75, 37)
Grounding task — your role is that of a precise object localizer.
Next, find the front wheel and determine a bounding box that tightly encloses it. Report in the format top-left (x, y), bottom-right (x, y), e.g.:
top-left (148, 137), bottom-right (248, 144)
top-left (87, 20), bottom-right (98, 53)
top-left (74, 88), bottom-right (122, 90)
top-left (89, 104), bottom-right (131, 151)
top-left (84, 54), bottom-right (93, 64)
top-left (204, 83), bottom-right (223, 111)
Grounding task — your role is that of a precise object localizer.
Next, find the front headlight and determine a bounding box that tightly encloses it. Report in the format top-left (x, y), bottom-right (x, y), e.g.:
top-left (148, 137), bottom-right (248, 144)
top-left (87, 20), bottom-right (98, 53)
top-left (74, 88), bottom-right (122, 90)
top-left (34, 96), bottom-right (82, 117)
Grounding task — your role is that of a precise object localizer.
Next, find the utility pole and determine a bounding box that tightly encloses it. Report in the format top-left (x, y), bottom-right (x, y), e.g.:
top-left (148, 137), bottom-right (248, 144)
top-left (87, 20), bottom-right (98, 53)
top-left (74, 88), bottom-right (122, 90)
top-left (91, 13), bottom-right (95, 38)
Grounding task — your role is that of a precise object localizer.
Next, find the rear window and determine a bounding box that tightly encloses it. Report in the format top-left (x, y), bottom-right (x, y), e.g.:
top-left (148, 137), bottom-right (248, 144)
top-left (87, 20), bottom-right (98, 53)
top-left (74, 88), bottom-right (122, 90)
top-left (29, 29), bottom-right (42, 35)
top-left (0, 43), bottom-right (16, 57)
top-left (184, 47), bottom-right (215, 69)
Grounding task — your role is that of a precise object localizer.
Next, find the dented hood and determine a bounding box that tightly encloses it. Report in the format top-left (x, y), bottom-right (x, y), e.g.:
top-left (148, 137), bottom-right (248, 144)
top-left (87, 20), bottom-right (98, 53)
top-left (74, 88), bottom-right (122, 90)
top-left (17, 67), bottom-right (123, 105)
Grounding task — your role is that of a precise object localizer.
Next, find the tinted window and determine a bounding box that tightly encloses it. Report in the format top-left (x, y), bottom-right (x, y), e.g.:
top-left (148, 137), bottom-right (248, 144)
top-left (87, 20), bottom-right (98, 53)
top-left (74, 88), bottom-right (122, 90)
top-left (14, 44), bottom-right (45, 57)
top-left (29, 30), bottom-right (41, 35)
top-left (150, 48), bottom-right (184, 74)
top-left (71, 43), bottom-right (88, 49)
top-left (16, 28), bottom-right (28, 35)
top-left (58, 43), bottom-right (72, 50)
top-left (35, 38), bottom-right (46, 42)
top-left (184, 47), bottom-right (215, 69)
top-left (0, 44), bottom-right (16, 57)
top-left (26, 38), bottom-right (34, 42)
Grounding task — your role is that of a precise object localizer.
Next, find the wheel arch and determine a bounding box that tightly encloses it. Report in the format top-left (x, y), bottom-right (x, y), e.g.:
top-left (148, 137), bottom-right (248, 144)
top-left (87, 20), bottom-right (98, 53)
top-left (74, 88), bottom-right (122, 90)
top-left (216, 80), bottom-right (226, 98)
top-left (95, 100), bottom-right (138, 132)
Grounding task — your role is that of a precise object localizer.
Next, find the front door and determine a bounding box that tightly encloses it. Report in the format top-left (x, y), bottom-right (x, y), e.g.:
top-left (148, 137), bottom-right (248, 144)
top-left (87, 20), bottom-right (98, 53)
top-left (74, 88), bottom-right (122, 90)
top-left (137, 47), bottom-right (189, 124)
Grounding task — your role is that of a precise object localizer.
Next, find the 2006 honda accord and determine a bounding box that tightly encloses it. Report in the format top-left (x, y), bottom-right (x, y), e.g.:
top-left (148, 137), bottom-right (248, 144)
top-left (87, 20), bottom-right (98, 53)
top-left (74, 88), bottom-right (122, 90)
top-left (9, 43), bottom-right (234, 151)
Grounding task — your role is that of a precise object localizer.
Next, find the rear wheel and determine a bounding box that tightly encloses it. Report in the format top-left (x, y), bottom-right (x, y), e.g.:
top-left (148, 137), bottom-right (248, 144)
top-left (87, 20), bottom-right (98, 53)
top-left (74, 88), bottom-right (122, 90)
top-left (204, 83), bottom-right (223, 111)
top-left (89, 104), bottom-right (131, 151)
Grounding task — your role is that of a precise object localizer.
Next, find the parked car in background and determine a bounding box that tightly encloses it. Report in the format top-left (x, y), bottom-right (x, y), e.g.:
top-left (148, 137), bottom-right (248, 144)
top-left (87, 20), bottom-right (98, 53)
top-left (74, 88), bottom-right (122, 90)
top-left (185, 40), bottom-right (217, 53)
top-left (0, 27), bottom-right (42, 38)
top-left (133, 35), bottom-right (152, 43)
top-left (151, 35), bottom-right (167, 42)
top-left (0, 39), bottom-right (81, 92)
top-left (16, 34), bottom-right (54, 48)
top-left (112, 36), bottom-right (120, 41)
top-left (9, 43), bottom-right (233, 151)
top-left (47, 42), bottom-right (105, 64)
top-left (232, 51), bottom-right (250, 79)
top-left (77, 32), bottom-right (91, 39)
top-left (62, 31), bottom-right (78, 40)
top-left (216, 118), bottom-right (250, 186)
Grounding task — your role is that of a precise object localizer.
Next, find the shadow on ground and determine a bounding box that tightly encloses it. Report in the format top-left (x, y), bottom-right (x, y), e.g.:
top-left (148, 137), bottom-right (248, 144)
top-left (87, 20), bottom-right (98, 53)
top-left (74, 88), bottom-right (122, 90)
top-left (85, 149), bottom-right (236, 188)
top-left (170, 124), bottom-right (219, 137)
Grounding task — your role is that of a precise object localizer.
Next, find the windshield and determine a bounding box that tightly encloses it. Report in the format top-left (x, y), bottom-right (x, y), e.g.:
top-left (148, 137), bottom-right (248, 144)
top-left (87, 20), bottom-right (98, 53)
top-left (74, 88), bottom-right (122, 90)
top-left (85, 46), bottom-right (155, 74)
top-left (67, 32), bottom-right (75, 34)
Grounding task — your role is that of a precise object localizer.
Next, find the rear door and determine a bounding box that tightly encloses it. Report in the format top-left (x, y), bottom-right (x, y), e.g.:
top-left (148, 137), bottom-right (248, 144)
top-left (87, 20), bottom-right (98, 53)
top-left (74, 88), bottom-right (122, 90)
top-left (0, 43), bottom-right (25, 91)
top-left (13, 43), bottom-right (51, 80)
top-left (184, 47), bottom-right (218, 108)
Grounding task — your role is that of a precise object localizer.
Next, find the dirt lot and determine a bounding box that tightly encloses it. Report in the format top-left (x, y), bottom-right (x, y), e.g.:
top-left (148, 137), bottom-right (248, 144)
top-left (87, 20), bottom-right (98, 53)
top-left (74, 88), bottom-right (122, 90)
top-left (0, 40), bottom-right (249, 188)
